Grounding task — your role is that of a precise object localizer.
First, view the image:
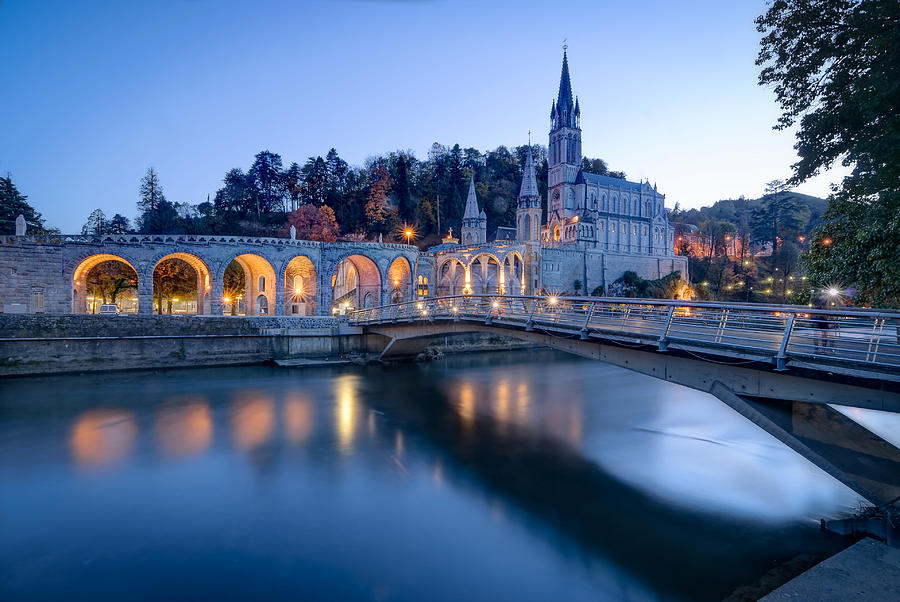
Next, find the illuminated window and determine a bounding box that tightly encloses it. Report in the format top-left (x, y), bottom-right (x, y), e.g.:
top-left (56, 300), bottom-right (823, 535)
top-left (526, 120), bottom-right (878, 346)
top-left (416, 275), bottom-right (429, 297)
top-left (633, 225), bottom-right (637, 236)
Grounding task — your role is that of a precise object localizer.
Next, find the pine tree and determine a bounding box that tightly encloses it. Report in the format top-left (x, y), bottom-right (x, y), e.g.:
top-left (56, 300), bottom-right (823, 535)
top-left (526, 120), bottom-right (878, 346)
top-left (0, 175), bottom-right (44, 234)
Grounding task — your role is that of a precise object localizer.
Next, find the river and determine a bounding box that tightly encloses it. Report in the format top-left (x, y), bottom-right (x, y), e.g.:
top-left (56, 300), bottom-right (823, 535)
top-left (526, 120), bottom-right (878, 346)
top-left (0, 349), bottom-right (879, 600)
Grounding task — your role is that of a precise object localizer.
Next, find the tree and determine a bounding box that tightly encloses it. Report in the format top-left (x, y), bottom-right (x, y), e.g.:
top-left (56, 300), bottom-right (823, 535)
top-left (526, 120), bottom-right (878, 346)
top-left (281, 204), bottom-right (339, 242)
top-left (81, 209), bottom-right (108, 236)
top-left (249, 150), bottom-right (285, 216)
top-left (138, 167), bottom-right (166, 214)
top-left (137, 167), bottom-right (181, 233)
top-left (750, 193), bottom-right (803, 255)
top-left (108, 214), bottom-right (131, 234)
top-left (364, 164), bottom-right (395, 236)
top-left (86, 260), bottom-right (137, 304)
top-left (394, 153), bottom-right (415, 222)
top-left (757, 0), bottom-right (900, 305)
top-left (0, 174), bottom-right (44, 234)
top-left (152, 258), bottom-right (196, 314)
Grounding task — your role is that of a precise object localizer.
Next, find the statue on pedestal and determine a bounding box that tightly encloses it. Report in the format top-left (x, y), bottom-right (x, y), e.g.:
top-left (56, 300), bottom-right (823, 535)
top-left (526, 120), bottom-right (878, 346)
top-left (289, 224), bottom-right (296, 240)
top-left (15, 214), bottom-right (26, 236)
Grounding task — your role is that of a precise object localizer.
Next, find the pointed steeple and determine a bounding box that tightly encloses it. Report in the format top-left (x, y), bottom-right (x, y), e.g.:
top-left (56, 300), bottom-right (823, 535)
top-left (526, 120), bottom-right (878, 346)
top-left (463, 176), bottom-right (480, 219)
top-left (574, 96), bottom-right (580, 116)
top-left (550, 99), bottom-right (556, 120)
top-left (519, 145), bottom-right (539, 199)
top-left (557, 49), bottom-right (574, 114)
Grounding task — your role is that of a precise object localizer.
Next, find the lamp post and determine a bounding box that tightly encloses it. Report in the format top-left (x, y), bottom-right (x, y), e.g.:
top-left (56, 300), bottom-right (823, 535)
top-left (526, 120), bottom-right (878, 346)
top-left (405, 229), bottom-right (413, 245)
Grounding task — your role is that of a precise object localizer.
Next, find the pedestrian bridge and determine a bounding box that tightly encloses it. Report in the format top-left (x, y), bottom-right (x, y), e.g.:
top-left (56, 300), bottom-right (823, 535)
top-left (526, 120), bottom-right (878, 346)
top-left (351, 295), bottom-right (900, 543)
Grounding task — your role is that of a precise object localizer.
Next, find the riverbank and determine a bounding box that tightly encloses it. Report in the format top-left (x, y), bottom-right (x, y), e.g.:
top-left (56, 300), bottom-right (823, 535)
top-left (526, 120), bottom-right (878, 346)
top-left (0, 314), bottom-right (532, 377)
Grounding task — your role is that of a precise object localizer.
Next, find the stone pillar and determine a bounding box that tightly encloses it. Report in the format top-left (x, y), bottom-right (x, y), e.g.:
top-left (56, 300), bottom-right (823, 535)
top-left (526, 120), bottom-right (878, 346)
top-left (274, 271), bottom-right (284, 316)
top-left (138, 275), bottom-right (154, 315)
top-left (210, 278), bottom-right (224, 316)
top-left (195, 272), bottom-right (204, 315)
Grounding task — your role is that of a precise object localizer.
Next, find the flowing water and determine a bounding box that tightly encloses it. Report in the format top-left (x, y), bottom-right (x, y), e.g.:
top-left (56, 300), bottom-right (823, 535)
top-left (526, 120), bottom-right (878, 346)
top-left (0, 349), bottom-right (879, 601)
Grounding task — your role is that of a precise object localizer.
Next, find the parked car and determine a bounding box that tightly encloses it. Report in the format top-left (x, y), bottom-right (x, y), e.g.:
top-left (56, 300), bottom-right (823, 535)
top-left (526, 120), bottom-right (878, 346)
top-left (98, 304), bottom-right (120, 315)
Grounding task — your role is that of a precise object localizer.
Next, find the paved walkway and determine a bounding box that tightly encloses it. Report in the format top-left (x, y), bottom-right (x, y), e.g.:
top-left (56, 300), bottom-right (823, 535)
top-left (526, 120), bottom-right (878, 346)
top-left (761, 538), bottom-right (900, 601)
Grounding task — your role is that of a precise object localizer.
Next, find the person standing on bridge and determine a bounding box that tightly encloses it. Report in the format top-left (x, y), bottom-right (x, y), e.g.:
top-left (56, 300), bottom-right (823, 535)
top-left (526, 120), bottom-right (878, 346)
top-left (812, 299), bottom-right (832, 354)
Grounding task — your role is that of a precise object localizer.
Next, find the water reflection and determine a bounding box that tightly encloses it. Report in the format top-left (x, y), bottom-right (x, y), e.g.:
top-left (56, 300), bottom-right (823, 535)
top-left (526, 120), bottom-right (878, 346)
top-left (284, 393), bottom-right (314, 445)
top-left (1, 352), bottom-right (870, 602)
top-left (70, 409), bottom-right (137, 468)
top-left (154, 399), bottom-right (212, 458)
top-left (334, 374), bottom-right (358, 454)
top-left (231, 394), bottom-right (274, 451)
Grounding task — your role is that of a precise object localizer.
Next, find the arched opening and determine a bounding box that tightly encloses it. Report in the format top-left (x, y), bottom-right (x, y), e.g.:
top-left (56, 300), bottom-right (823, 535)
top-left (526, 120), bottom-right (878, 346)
top-left (387, 257), bottom-right (412, 304)
top-left (504, 253), bottom-right (525, 295)
top-left (437, 259), bottom-right (465, 296)
top-left (553, 225), bottom-right (561, 242)
top-left (522, 214), bottom-right (531, 240)
top-left (284, 255), bottom-right (317, 316)
top-left (72, 254), bottom-right (139, 314)
top-left (152, 253), bottom-right (211, 315)
top-left (469, 256), bottom-right (498, 294)
top-left (331, 255), bottom-right (380, 314)
top-left (221, 254), bottom-right (276, 316)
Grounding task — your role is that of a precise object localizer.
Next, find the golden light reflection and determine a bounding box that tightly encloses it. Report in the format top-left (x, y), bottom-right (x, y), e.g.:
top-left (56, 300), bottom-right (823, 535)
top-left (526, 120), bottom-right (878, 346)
top-left (284, 394), bottom-right (314, 445)
top-left (155, 401), bottom-right (212, 458)
top-left (231, 395), bottom-right (274, 451)
top-left (394, 430), bottom-right (405, 456)
top-left (516, 382), bottom-right (531, 417)
top-left (335, 375), bottom-right (358, 453)
top-left (70, 409), bottom-right (137, 468)
top-left (458, 382), bottom-right (475, 429)
top-left (494, 379), bottom-right (510, 433)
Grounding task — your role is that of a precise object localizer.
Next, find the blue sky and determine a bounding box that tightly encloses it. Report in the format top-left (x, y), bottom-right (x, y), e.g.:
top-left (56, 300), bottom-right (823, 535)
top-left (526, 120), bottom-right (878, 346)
top-left (1, 0), bottom-right (844, 233)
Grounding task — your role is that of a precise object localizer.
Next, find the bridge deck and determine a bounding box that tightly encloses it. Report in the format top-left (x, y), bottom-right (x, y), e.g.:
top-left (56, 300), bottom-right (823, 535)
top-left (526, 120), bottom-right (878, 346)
top-left (352, 295), bottom-right (900, 384)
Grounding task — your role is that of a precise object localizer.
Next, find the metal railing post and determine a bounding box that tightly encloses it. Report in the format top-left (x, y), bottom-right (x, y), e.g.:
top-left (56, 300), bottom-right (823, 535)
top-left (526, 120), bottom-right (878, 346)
top-left (774, 313), bottom-right (796, 371)
top-left (580, 302), bottom-right (595, 340)
top-left (525, 298), bottom-right (539, 331)
top-left (658, 306), bottom-right (676, 351)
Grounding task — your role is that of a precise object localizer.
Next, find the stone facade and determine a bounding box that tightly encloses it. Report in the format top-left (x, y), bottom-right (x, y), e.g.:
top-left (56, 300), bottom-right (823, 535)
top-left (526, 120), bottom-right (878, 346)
top-left (0, 233), bottom-right (419, 315)
top-left (430, 50), bottom-right (687, 296)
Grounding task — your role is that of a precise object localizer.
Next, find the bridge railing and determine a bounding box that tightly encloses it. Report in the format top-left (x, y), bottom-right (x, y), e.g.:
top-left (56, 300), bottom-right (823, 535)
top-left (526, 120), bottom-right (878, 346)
top-left (350, 295), bottom-right (900, 374)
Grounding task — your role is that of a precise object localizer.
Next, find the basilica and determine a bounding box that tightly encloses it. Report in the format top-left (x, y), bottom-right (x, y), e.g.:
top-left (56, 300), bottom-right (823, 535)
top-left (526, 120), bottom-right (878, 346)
top-left (432, 50), bottom-right (686, 296)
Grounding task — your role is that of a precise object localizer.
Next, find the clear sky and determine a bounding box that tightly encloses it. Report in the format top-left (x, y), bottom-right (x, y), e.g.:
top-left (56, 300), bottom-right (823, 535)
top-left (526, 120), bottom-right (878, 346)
top-left (0, 0), bottom-right (845, 233)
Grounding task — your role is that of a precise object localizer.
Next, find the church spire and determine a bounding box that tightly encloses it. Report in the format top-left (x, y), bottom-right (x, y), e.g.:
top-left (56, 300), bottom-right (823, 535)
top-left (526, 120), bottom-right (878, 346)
top-left (519, 145), bottom-right (539, 200)
top-left (557, 49), bottom-right (573, 112)
top-left (463, 175), bottom-right (479, 219)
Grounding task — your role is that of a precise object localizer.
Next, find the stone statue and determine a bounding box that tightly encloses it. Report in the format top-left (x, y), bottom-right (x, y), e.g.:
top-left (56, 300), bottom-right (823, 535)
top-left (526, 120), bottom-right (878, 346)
top-left (15, 214), bottom-right (26, 236)
top-left (289, 224), bottom-right (296, 240)
top-left (378, 233), bottom-right (383, 243)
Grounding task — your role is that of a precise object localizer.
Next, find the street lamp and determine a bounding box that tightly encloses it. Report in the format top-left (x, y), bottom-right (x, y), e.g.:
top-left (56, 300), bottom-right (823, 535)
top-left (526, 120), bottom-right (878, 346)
top-left (405, 229), bottom-right (413, 245)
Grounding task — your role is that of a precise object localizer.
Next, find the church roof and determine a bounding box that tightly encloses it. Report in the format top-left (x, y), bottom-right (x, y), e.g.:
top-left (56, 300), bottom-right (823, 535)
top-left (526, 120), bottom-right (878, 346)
top-left (578, 170), bottom-right (645, 192)
top-left (494, 227), bottom-right (517, 241)
top-left (519, 145), bottom-right (539, 198)
top-left (463, 176), bottom-right (480, 219)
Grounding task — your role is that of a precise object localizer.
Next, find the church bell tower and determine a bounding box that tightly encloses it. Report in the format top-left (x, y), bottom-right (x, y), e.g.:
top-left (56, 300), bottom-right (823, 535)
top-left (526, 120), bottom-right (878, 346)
top-left (548, 48), bottom-right (582, 221)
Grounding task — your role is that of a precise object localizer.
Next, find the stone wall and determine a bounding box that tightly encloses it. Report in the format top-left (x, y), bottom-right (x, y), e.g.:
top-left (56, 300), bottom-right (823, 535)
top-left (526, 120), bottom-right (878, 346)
top-left (0, 314), bottom-right (366, 377)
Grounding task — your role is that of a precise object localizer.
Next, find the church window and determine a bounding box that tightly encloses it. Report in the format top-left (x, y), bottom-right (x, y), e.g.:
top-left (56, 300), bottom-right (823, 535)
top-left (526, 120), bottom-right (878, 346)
top-left (599, 222), bottom-right (603, 232)
top-left (258, 276), bottom-right (266, 292)
top-left (633, 225), bottom-right (637, 236)
top-left (611, 223), bottom-right (615, 233)
top-left (553, 226), bottom-right (561, 242)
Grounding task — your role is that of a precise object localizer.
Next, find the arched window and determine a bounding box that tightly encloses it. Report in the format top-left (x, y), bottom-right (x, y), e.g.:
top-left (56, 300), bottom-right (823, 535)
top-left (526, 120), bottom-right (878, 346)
top-left (293, 275), bottom-right (303, 294)
top-left (258, 276), bottom-right (266, 292)
top-left (256, 294), bottom-right (268, 315)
